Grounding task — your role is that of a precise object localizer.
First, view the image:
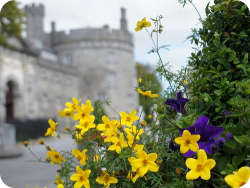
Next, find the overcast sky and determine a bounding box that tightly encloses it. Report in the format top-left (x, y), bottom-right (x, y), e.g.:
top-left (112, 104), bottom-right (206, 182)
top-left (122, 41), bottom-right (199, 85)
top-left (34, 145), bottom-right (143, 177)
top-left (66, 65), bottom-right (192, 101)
top-left (1, 0), bottom-right (250, 73)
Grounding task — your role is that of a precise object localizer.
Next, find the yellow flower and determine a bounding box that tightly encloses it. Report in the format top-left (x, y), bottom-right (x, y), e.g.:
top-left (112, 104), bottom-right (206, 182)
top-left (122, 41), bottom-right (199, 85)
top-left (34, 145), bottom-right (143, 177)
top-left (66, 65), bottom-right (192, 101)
top-left (225, 166), bottom-right (250, 188)
top-left (23, 140), bottom-right (28, 147)
top-left (75, 115), bottom-right (96, 135)
top-left (138, 77), bottom-right (142, 83)
top-left (183, 80), bottom-right (187, 85)
top-left (125, 125), bottom-right (144, 140)
top-left (185, 149), bottom-right (216, 180)
top-left (70, 166), bottom-right (91, 188)
top-left (148, 114), bottom-right (152, 119)
top-left (54, 174), bottom-right (64, 185)
top-left (141, 120), bottom-right (147, 126)
top-left (108, 133), bottom-right (128, 153)
top-left (65, 126), bottom-right (69, 131)
top-left (47, 149), bottom-right (66, 165)
top-left (45, 119), bottom-right (58, 137)
top-left (174, 130), bottom-right (200, 154)
top-left (96, 171), bottom-right (118, 188)
top-left (96, 116), bottom-right (117, 133)
top-left (72, 148), bottom-right (88, 166)
top-left (137, 88), bottom-right (158, 98)
top-left (57, 184), bottom-right (64, 188)
top-left (127, 134), bottom-right (144, 152)
top-left (135, 17), bottom-right (151, 32)
top-left (58, 109), bottom-right (74, 118)
top-left (175, 168), bottom-right (181, 174)
top-left (73, 100), bottom-right (94, 124)
top-left (64, 97), bottom-right (81, 113)
top-left (39, 139), bottom-right (44, 145)
top-left (93, 154), bottom-right (101, 162)
top-left (129, 150), bottom-right (159, 177)
top-left (120, 110), bottom-right (139, 126)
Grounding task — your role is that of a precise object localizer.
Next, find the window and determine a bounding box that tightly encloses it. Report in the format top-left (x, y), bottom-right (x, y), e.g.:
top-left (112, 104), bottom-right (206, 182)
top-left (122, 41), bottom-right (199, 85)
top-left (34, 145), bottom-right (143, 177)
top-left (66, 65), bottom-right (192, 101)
top-left (107, 52), bottom-right (116, 63)
top-left (108, 72), bottom-right (117, 86)
top-left (63, 54), bottom-right (73, 65)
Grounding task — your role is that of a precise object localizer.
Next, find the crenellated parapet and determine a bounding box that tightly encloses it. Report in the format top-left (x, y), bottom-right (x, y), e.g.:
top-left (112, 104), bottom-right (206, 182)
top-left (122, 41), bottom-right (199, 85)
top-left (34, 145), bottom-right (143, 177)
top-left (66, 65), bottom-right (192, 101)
top-left (24, 3), bottom-right (44, 16)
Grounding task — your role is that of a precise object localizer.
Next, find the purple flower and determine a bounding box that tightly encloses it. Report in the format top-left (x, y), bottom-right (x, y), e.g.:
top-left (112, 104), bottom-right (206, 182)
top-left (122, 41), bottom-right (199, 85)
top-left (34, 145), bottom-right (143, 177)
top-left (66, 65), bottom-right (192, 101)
top-left (222, 109), bottom-right (232, 116)
top-left (225, 132), bottom-right (233, 142)
top-left (165, 92), bottom-right (189, 114)
top-left (215, 137), bottom-right (225, 148)
top-left (180, 116), bottom-right (223, 157)
top-left (168, 140), bottom-right (180, 152)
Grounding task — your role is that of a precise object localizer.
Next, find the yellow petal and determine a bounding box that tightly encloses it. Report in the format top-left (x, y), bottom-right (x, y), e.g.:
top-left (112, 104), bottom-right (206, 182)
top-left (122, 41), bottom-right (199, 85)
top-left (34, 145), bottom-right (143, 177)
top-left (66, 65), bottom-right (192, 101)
top-left (204, 159), bottom-right (216, 170)
top-left (144, 22), bottom-right (151, 27)
top-left (186, 169), bottom-right (200, 180)
top-left (147, 161), bottom-right (159, 172)
top-left (182, 130), bottom-right (191, 137)
top-left (197, 149), bottom-right (207, 164)
top-left (180, 144), bottom-right (189, 154)
top-left (200, 167), bottom-right (211, 180)
top-left (225, 174), bottom-right (245, 188)
top-left (174, 137), bottom-right (185, 144)
top-left (147, 153), bottom-right (157, 161)
top-left (237, 166), bottom-right (250, 183)
top-left (189, 142), bottom-right (199, 152)
top-left (185, 158), bottom-right (198, 169)
top-left (139, 166), bottom-right (148, 177)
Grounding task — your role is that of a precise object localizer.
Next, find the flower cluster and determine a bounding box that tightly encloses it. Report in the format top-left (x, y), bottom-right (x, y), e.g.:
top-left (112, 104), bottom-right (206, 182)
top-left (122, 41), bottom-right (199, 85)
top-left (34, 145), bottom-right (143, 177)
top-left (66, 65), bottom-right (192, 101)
top-left (24, 14), bottom-right (250, 188)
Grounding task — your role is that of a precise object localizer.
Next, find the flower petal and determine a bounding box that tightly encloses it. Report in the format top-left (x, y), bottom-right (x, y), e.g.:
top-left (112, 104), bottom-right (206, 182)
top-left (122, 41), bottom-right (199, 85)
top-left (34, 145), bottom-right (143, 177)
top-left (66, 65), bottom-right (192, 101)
top-left (186, 169), bottom-right (200, 180)
top-left (204, 159), bottom-right (216, 170)
top-left (200, 167), bottom-right (211, 180)
top-left (185, 158), bottom-right (198, 169)
top-left (197, 149), bottom-right (207, 164)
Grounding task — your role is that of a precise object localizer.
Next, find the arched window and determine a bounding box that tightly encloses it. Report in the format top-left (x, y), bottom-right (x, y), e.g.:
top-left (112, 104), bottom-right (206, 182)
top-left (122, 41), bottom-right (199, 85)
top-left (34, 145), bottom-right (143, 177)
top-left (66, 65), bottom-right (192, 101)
top-left (5, 81), bottom-right (15, 120)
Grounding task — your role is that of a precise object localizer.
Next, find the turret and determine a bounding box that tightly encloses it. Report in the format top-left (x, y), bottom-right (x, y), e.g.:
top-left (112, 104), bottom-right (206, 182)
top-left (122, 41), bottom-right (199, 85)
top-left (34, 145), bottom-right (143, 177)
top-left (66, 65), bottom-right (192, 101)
top-left (120, 8), bottom-right (127, 31)
top-left (25, 3), bottom-right (44, 42)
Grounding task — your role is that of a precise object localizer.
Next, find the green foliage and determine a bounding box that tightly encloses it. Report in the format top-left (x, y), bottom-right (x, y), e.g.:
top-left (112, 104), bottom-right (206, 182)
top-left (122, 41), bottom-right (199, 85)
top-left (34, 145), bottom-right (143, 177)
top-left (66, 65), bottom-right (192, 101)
top-left (137, 62), bottom-right (162, 121)
top-left (0, 0), bottom-right (25, 45)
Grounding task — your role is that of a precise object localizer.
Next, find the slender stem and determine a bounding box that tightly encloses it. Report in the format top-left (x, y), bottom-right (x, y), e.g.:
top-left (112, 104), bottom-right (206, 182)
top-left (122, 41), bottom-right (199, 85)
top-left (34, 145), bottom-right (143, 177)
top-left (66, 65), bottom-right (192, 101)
top-left (27, 146), bottom-right (41, 161)
top-left (188, 0), bottom-right (202, 20)
top-left (145, 27), bottom-right (174, 93)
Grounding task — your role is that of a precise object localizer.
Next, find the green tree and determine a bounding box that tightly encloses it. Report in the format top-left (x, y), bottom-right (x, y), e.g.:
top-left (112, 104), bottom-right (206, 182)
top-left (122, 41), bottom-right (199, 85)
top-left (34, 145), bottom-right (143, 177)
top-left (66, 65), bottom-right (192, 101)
top-left (0, 0), bottom-right (25, 45)
top-left (137, 62), bottom-right (162, 121)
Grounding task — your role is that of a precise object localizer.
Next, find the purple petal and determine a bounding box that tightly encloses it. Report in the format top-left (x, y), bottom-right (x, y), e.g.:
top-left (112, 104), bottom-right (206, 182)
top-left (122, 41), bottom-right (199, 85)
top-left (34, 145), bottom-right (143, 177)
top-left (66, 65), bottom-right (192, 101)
top-left (184, 150), bottom-right (196, 157)
top-left (204, 125), bottom-right (223, 140)
top-left (198, 140), bottom-right (215, 155)
top-left (226, 132), bottom-right (233, 142)
top-left (180, 126), bottom-right (196, 136)
top-left (215, 137), bottom-right (225, 148)
top-left (165, 99), bottom-right (177, 105)
top-left (177, 92), bottom-right (183, 100)
top-left (194, 116), bottom-right (209, 130)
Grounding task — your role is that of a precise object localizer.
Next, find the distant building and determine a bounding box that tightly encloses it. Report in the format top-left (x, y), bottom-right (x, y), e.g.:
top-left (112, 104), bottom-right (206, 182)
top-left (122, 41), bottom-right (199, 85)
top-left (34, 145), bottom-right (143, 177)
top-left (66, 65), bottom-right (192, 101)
top-left (0, 3), bottom-right (138, 123)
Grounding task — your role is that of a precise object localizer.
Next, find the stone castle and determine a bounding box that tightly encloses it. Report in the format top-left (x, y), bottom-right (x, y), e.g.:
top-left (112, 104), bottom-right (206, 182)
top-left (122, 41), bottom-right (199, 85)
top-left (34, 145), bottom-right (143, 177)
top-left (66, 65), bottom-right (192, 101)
top-left (0, 3), bottom-right (138, 122)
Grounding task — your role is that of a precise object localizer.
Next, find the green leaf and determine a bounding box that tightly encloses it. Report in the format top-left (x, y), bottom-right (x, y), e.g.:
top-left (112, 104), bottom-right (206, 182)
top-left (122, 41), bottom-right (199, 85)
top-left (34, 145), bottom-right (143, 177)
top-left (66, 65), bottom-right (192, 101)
top-left (234, 135), bottom-right (250, 145)
top-left (213, 40), bottom-right (220, 48)
top-left (232, 154), bottom-right (244, 166)
top-left (214, 90), bottom-right (224, 96)
top-left (218, 156), bottom-right (230, 172)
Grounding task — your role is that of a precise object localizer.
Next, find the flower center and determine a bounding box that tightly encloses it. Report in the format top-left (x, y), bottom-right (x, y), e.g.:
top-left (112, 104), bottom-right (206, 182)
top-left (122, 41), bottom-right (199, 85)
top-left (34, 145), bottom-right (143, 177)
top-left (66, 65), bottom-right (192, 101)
top-left (82, 113), bottom-right (85, 118)
top-left (104, 176), bottom-right (110, 183)
top-left (126, 117), bottom-right (131, 121)
top-left (105, 124), bottom-right (110, 128)
top-left (240, 182), bottom-right (246, 187)
top-left (55, 154), bottom-right (59, 159)
top-left (77, 156), bottom-right (82, 160)
top-left (84, 122), bottom-right (88, 128)
top-left (79, 175), bottom-right (84, 182)
top-left (185, 140), bottom-right (191, 145)
top-left (117, 142), bottom-right (121, 146)
top-left (196, 164), bottom-right (203, 171)
top-left (143, 159), bottom-right (148, 166)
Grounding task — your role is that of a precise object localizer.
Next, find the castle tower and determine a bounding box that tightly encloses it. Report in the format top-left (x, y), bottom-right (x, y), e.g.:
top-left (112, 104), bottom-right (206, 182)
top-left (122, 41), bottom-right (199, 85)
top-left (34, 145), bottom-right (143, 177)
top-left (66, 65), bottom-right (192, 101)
top-left (25, 3), bottom-right (44, 42)
top-left (120, 8), bottom-right (127, 31)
